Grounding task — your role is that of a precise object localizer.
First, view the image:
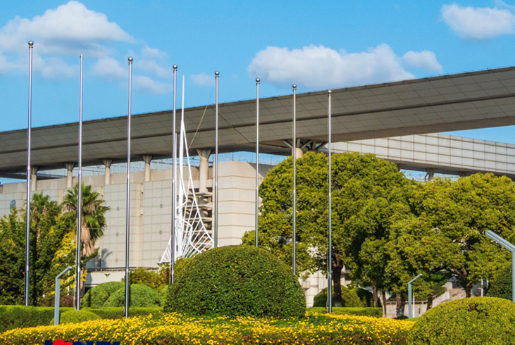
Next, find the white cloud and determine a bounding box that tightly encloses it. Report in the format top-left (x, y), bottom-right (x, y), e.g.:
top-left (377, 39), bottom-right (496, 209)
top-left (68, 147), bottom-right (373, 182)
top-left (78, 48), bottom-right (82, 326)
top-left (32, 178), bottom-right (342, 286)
top-left (134, 75), bottom-right (172, 94)
top-left (92, 57), bottom-right (126, 79)
top-left (0, 2), bottom-right (174, 93)
top-left (191, 73), bottom-right (213, 87)
top-left (403, 50), bottom-right (442, 71)
top-left (135, 46), bottom-right (172, 78)
top-left (247, 44), bottom-right (414, 89)
top-left (441, 4), bottom-right (515, 39)
top-left (0, 1), bottom-right (132, 57)
top-left (33, 55), bottom-right (76, 79)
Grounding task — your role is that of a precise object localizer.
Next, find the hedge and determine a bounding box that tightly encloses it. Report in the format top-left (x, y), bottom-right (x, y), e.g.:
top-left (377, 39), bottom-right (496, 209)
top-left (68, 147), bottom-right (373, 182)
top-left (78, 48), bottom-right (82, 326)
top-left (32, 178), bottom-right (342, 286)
top-left (408, 297), bottom-right (515, 344)
top-left (165, 245), bottom-right (306, 318)
top-left (50, 310), bottom-right (101, 325)
top-left (307, 307), bottom-right (383, 318)
top-left (0, 306), bottom-right (162, 332)
top-left (104, 284), bottom-right (163, 307)
top-left (0, 311), bottom-right (413, 345)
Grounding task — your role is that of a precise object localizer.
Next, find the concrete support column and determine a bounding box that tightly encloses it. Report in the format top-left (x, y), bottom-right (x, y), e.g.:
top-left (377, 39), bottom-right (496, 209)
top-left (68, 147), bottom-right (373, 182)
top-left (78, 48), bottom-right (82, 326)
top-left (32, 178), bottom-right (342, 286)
top-left (426, 168), bottom-right (435, 181)
top-left (30, 167), bottom-right (38, 191)
top-left (142, 155), bottom-right (153, 182)
top-left (295, 147), bottom-right (304, 159)
top-left (64, 163), bottom-right (75, 188)
top-left (197, 149), bottom-right (212, 193)
top-left (103, 159), bottom-right (113, 185)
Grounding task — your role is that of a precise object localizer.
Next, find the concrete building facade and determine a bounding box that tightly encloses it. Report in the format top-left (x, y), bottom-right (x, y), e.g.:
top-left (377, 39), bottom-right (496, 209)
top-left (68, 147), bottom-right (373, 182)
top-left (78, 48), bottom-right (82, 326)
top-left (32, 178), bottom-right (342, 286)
top-left (1, 133), bottom-right (515, 307)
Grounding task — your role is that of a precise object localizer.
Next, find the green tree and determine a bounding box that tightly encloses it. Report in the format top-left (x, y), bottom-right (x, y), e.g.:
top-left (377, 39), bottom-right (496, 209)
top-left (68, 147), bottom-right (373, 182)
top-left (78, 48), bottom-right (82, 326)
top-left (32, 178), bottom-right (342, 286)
top-left (242, 151), bottom-right (410, 307)
top-left (0, 194), bottom-right (75, 305)
top-left (62, 183), bottom-right (110, 296)
top-left (396, 174), bottom-right (514, 297)
top-left (62, 183), bottom-right (110, 258)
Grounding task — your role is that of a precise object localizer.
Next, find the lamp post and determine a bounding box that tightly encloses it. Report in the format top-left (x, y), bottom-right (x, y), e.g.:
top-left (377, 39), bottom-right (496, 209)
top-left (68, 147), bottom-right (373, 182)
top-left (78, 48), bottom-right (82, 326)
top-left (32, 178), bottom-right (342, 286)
top-left (408, 274), bottom-right (422, 318)
top-left (485, 230), bottom-right (515, 302)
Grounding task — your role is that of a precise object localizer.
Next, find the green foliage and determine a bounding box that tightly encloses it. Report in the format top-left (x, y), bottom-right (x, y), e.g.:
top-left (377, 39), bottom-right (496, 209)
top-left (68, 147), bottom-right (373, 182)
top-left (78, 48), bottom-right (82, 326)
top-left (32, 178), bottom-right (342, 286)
top-left (51, 309), bottom-right (101, 325)
top-left (355, 288), bottom-right (379, 308)
top-left (62, 183), bottom-right (110, 258)
top-left (388, 174), bottom-right (515, 297)
top-left (487, 264), bottom-right (512, 300)
top-left (0, 305), bottom-right (162, 332)
top-left (82, 281), bottom-right (124, 307)
top-left (165, 245), bottom-right (306, 318)
top-left (307, 307), bottom-right (383, 317)
top-left (243, 152), bottom-right (411, 306)
top-left (0, 305), bottom-right (72, 333)
top-left (122, 259), bottom-right (189, 291)
top-left (159, 285), bottom-right (169, 301)
top-left (312, 287), bottom-right (370, 308)
top-left (408, 297), bottom-right (515, 344)
top-left (0, 195), bottom-right (76, 306)
top-left (104, 284), bottom-right (163, 307)
top-left (84, 307), bottom-right (162, 320)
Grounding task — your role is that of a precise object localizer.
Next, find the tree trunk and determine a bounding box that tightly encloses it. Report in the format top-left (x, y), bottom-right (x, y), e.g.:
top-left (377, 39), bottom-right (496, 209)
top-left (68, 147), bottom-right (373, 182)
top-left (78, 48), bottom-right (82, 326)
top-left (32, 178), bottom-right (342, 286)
top-left (395, 294), bottom-right (403, 317)
top-left (372, 281), bottom-right (378, 308)
top-left (331, 252), bottom-right (345, 307)
top-left (400, 294), bottom-right (406, 317)
top-left (380, 290), bottom-right (387, 318)
top-left (427, 294), bottom-right (434, 311)
top-left (465, 281), bottom-right (473, 297)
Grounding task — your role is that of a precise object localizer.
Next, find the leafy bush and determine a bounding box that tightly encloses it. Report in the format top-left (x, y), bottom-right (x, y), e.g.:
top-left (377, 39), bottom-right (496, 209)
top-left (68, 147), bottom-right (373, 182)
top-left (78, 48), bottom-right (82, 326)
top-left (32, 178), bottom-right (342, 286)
top-left (104, 284), bottom-right (163, 307)
top-left (408, 297), bottom-right (515, 344)
top-left (82, 281), bottom-right (124, 307)
top-left (51, 310), bottom-right (101, 325)
top-left (0, 306), bottom-right (162, 331)
top-left (0, 311), bottom-right (413, 345)
top-left (487, 265), bottom-right (512, 300)
top-left (165, 245), bottom-right (306, 318)
top-left (0, 306), bottom-right (73, 333)
top-left (307, 307), bottom-right (383, 317)
top-left (313, 287), bottom-right (380, 308)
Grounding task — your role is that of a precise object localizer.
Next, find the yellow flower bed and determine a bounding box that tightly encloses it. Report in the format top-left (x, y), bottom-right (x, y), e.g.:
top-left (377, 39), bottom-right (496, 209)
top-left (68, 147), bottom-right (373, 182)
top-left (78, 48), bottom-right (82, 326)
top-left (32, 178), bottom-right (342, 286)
top-left (0, 312), bottom-right (413, 345)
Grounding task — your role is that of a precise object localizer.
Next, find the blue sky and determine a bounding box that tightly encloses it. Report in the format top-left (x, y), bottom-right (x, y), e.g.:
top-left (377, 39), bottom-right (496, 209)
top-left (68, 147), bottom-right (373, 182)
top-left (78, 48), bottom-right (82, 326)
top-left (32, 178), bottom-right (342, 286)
top-left (1, 0), bottom-right (515, 142)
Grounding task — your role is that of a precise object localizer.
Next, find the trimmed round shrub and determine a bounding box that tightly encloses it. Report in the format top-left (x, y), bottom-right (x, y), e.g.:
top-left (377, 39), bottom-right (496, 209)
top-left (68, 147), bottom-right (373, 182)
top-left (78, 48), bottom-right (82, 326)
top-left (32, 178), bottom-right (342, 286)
top-left (408, 297), bottom-right (515, 344)
top-left (164, 245), bottom-right (306, 318)
top-left (487, 265), bottom-right (512, 300)
top-left (313, 287), bottom-right (372, 308)
top-left (50, 310), bottom-right (101, 325)
top-left (104, 284), bottom-right (163, 307)
top-left (82, 281), bottom-right (124, 307)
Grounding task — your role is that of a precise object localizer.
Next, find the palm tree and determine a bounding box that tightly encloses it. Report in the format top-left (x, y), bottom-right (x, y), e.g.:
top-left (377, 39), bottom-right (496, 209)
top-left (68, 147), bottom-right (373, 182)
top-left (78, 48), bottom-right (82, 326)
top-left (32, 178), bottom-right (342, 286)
top-left (62, 183), bottom-right (110, 258)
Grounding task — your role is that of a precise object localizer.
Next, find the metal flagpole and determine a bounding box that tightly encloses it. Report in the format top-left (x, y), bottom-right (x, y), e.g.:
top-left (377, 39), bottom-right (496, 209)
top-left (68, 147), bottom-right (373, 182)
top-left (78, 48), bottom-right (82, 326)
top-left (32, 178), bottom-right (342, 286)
top-left (214, 71), bottom-right (219, 248)
top-left (76, 55), bottom-right (84, 310)
top-left (171, 65), bottom-right (177, 284)
top-left (292, 84), bottom-right (297, 275)
top-left (327, 90), bottom-right (332, 313)
top-left (25, 40), bottom-right (33, 307)
top-left (255, 78), bottom-right (260, 247)
top-left (124, 56), bottom-right (133, 318)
